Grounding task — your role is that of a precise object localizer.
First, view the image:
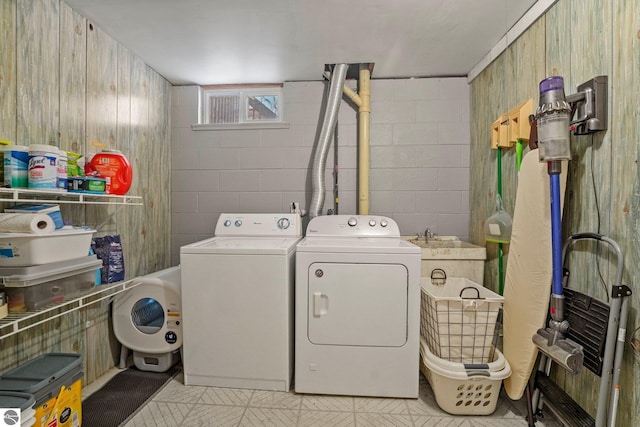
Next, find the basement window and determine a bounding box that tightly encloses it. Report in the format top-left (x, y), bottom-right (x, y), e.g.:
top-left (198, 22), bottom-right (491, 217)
top-left (200, 85), bottom-right (283, 126)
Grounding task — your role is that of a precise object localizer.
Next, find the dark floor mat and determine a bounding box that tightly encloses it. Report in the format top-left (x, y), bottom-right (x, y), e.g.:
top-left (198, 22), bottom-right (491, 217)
top-left (82, 367), bottom-right (178, 427)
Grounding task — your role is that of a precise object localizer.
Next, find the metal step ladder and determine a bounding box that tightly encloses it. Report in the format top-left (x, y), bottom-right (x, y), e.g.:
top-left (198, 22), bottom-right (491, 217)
top-left (530, 233), bottom-right (632, 427)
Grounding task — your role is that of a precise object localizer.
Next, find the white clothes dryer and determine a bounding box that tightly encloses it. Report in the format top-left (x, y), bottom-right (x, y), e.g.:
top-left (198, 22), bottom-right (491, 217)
top-left (295, 215), bottom-right (421, 398)
top-left (180, 213), bottom-right (302, 391)
top-left (113, 266), bottom-right (182, 372)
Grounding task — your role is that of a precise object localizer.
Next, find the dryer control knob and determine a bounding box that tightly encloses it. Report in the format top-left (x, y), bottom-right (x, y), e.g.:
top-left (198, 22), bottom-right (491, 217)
top-left (347, 217), bottom-right (357, 227)
top-left (369, 219), bottom-right (376, 227)
top-left (234, 220), bottom-right (243, 227)
top-left (277, 217), bottom-right (290, 230)
top-left (380, 219), bottom-right (388, 227)
top-left (224, 219), bottom-right (231, 227)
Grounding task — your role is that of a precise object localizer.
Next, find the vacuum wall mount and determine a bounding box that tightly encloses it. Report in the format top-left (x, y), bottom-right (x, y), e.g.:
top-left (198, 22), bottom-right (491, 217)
top-left (566, 75), bottom-right (608, 135)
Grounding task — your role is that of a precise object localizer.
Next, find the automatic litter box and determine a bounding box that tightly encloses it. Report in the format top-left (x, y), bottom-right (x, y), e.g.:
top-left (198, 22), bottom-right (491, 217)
top-left (113, 266), bottom-right (182, 372)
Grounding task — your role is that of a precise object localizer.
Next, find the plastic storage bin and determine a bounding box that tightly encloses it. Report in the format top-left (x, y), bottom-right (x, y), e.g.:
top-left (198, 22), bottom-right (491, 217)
top-left (420, 338), bottom-right (511, 416)
top-left (0, 256), bottom-right (102, 311)
top-left (0, 391), bottom-right (36, 426)
top-left (0, 353), bottom-right (82, 427)
top-left (0, 228), bottom-right (95, 267)
top-left (420, 276), bottom-right (503, 364)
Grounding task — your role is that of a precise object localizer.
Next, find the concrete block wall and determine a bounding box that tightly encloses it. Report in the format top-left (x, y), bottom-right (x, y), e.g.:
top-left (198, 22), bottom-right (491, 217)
top-left (170, 78), bottom-right (470, 265)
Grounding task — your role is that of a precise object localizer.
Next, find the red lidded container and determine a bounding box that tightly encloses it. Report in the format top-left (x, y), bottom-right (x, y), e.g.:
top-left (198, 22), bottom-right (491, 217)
top-left (86, 150), bottom-right (133, 195)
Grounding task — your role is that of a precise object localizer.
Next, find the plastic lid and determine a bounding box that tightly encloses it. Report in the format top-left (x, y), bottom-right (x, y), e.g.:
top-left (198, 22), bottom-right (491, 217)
top-left (0, 353), bottom-right (81, 393)
top-left (28, 144), bottom-right (58, 152)
top-left (539, 76), bottom-right (564, 93)
top-left (0, 391), bottom-right (35, 410)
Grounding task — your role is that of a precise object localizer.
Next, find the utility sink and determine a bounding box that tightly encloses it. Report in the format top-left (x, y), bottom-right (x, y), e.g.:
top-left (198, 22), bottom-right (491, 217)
top-left (403, 236), bottom-right (486, 283)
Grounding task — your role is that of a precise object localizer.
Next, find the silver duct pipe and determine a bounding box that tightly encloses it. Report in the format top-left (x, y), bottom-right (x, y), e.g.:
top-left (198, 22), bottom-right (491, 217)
top-left (309, 63), bottom-right (348, 218)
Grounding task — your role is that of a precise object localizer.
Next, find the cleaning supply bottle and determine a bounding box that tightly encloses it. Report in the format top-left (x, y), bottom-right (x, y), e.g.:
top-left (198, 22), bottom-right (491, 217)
top-left (56, 147), bottom-right (68, 191)
top-left (86, 149), bottom-right (133, 195)
top-left (28, 144), bottom-right (59, 190)
top-left (5, 145), bottom-right (30, 188)
top-left (0, 140), bottom-right (11, 186)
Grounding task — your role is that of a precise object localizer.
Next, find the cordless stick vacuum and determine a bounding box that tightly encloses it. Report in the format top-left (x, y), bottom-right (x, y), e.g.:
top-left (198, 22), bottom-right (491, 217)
top-left (531, 76), bottom-right (584, 374)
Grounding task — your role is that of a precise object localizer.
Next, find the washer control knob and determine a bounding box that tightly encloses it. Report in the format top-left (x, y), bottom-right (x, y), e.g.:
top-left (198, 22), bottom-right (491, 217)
top-left (223, 219), bottom-right (231, 227)
top-left (277, 217), bottom-right (290, 230)
top-left (347, 217), bottom-right (357, 227)
top-left (369, 219), bottom-right (376, 227)
top-left (380, 219), bottom-right (388, 227)
top-left (234, 219), bottom-right (242, 227)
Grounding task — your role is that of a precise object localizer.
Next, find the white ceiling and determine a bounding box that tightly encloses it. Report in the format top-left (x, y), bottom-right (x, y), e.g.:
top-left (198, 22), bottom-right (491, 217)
top-left (63, 0), bottom-right (537, 86)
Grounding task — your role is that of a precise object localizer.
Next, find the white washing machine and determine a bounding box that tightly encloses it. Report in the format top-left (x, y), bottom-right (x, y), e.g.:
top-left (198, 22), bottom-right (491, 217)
top-left (180, 213), bottom-right (302, 391)
top-left (113, 266), bottom-right (182, 372)
top-left (295, 215), bottom-right (421, 398)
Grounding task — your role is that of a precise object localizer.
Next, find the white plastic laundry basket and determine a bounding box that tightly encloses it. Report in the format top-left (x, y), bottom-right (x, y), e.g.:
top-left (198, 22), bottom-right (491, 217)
top-left (420, 277), bottom-right (503, 364)
top-left (420, 338), bottom-right (511, 416)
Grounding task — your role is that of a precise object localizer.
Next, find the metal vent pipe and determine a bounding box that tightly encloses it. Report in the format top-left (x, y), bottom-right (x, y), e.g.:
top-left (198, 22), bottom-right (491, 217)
top-left (309, 63), bottom-right (348, 218)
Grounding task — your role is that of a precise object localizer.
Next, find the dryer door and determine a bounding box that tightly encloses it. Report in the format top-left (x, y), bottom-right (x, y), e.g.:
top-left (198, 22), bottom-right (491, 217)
top-left (307, 262), bottom-right (408, 347)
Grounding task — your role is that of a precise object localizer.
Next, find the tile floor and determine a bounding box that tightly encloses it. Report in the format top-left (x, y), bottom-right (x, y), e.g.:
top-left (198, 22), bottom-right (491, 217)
top-left (84, 369), bottom-right (562, 427)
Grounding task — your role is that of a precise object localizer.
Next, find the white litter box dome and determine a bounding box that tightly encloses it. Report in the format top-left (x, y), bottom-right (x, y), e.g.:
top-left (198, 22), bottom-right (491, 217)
top-left (113, 266), bottom-right (182, 372)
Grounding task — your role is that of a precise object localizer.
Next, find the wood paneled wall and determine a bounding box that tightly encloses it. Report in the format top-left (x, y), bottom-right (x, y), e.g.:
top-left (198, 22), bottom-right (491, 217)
top-left (469, 0), bottom-right (639, 425)
top-left (0, 0), bottom-right (171, 384)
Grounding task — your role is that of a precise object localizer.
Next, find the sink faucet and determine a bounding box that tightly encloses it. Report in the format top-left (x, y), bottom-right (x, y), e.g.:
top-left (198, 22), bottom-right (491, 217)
top-left (425, 228), bottom-right (435, 242)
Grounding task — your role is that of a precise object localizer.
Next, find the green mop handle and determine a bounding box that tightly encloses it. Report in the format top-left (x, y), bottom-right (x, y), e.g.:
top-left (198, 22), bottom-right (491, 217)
top-left (516, 139), bottom-right (524, 172)
top-left (497, 147), bottom-right (504, 296)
